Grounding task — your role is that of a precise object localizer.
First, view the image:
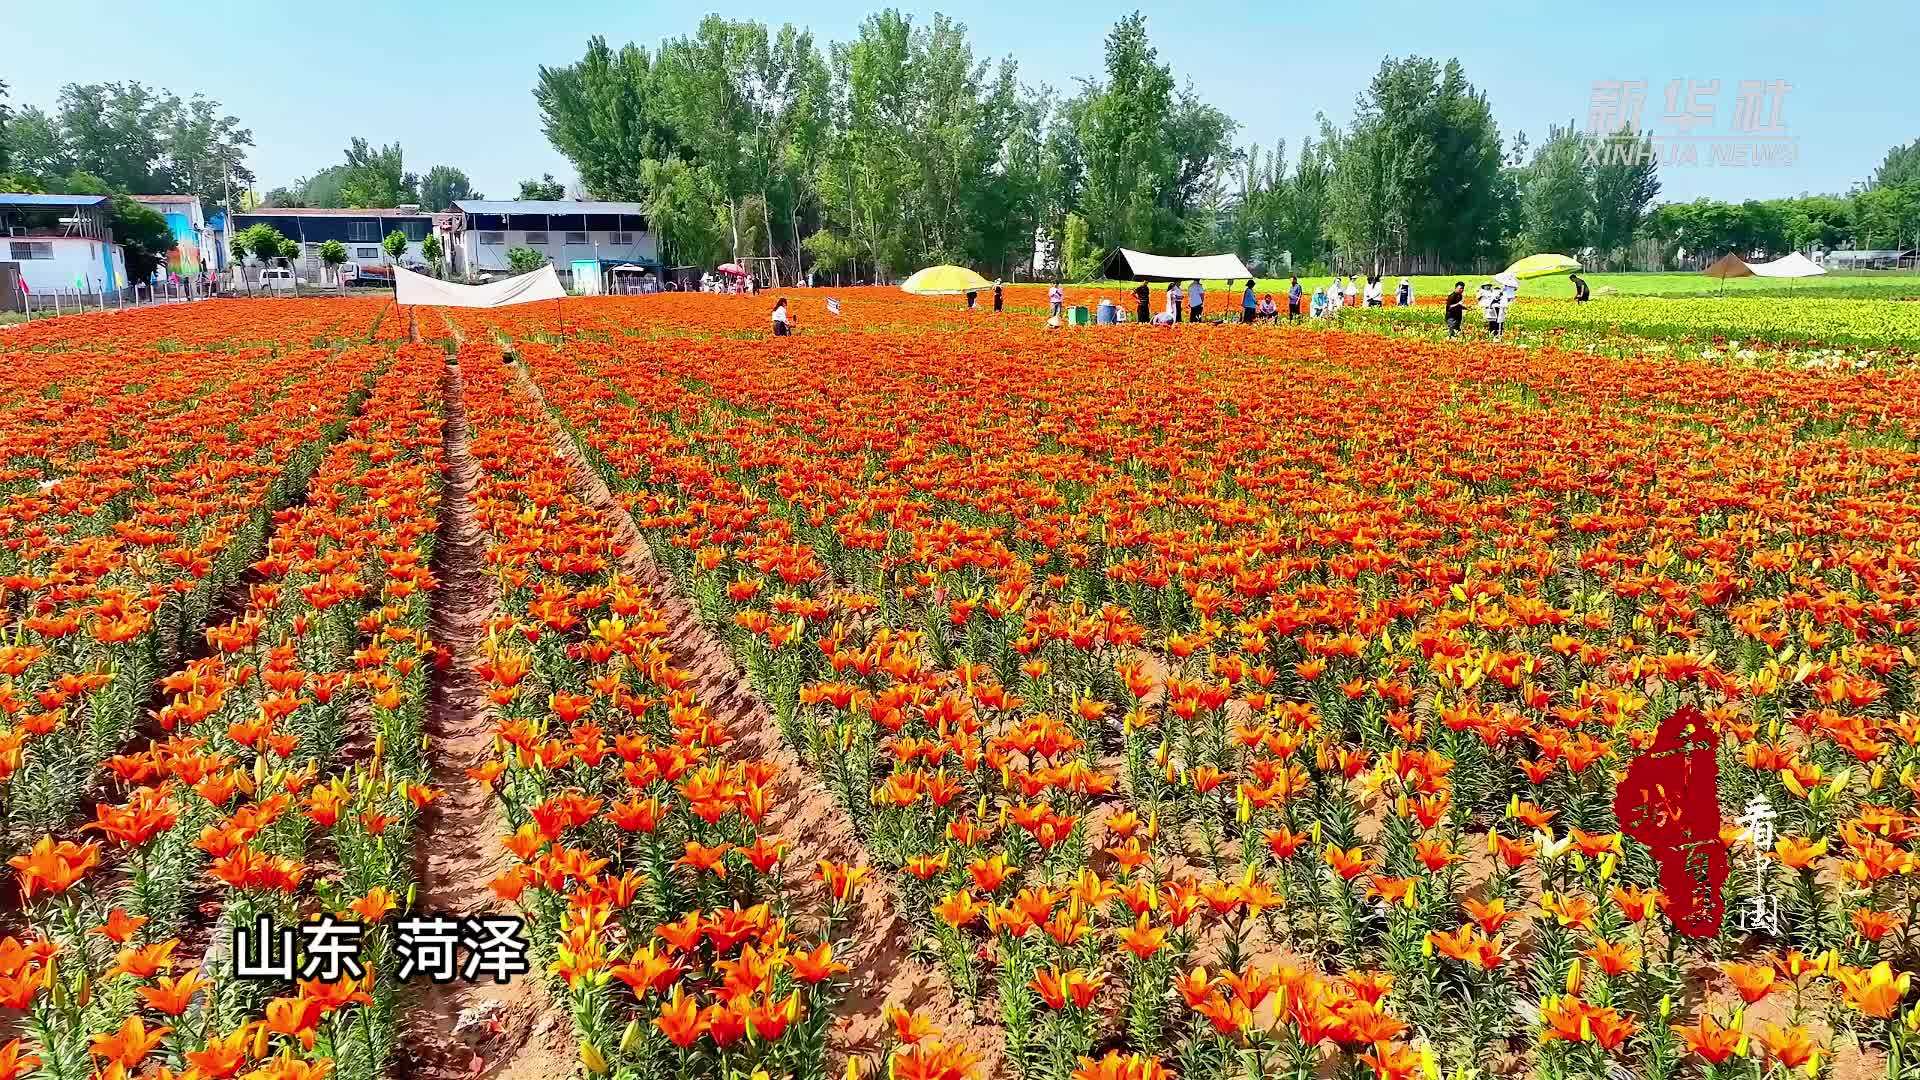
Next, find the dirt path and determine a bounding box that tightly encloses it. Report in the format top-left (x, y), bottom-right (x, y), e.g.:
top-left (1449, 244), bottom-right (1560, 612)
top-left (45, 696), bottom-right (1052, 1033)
top-left (510, 363), bottom-right (1008, 1076)
top-left (394, 358), bottom-right (574, 1080)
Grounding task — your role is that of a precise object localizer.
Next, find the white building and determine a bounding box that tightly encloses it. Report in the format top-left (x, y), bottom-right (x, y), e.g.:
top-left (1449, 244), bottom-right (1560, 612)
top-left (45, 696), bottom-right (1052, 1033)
top-left (1, 193), bottom-right (128, 295)
top-left (446, 199), bottom-right (656, 283)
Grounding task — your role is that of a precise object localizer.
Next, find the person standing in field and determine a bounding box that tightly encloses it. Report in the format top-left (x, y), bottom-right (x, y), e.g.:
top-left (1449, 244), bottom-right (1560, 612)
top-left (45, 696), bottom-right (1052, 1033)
top-left (1570, 272), bottom-right (1590, 302)
top-left (1487, 287), bottom-right (1507, 338)
top-left (1187, 278), bottom-right (1204, 323)
top-left (1242, 279), bottom-right (1256, 323)
top-left (1344, 275), bottom-right (1360, 308)
top-left (1476, 283), bottom-right (1496, 332)
top-left (1166, 281), bottom-right (1182, 322)
top-left (993, 280), bottom-right (1004, 312)
top-left (771, 297), bottom-right (794, 336)
top-left (1288, 276), bottom-right (1303, 322)
top-left (966, 289), bottom-right (978, 311)
top-left (1049, 281), bottom-right (1064, 321)
top-left (1445, 281), bottom-right (1466, 336)
top-left (1365, 275), bottom-right (1384, 307)
top-left (1397, 276), bottom-right (1412, 306)
top-left (1133, 280), bottom-right (1150, 324)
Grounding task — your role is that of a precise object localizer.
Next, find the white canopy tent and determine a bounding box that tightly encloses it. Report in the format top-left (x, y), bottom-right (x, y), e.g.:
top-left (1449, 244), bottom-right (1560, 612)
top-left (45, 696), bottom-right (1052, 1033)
top-left (393, 263), bottom-right (568, 307)
top-left (1747, 252), bottom-right (1827, 279)
top-left (1098, 247), bottom-right (1254, 282)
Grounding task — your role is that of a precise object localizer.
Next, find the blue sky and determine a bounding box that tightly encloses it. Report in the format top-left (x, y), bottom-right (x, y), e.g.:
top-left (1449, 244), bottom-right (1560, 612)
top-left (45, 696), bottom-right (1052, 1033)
top-left (8, 1), bottom-right (1910, 204)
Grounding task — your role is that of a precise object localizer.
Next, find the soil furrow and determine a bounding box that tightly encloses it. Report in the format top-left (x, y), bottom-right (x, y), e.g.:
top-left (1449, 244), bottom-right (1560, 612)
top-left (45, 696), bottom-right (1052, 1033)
top-left (395, 357), bottom-right (574, 1080)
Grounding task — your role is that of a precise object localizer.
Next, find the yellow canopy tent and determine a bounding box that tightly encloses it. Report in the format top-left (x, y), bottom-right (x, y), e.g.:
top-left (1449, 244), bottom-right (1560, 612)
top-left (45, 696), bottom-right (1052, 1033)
top-left (1503, 253), bottom-right (1582, 280)
top-left (900, 264), bottom-right (993, 296)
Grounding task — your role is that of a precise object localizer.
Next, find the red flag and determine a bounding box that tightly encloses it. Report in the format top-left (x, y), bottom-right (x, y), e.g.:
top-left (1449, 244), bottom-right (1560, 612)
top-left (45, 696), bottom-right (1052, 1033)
top-left (1614, 705), bottom-right (1725, 936)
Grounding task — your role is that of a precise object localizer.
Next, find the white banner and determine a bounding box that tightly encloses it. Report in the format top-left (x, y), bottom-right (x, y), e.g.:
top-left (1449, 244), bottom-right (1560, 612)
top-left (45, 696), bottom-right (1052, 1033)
top-left (393, 263), bottom-right (568, 308)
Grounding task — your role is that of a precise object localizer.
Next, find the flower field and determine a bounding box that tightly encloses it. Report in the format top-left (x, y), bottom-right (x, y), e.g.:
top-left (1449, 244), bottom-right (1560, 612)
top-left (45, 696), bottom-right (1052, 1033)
top-left (2, 292), bottom-right (1920, 1080)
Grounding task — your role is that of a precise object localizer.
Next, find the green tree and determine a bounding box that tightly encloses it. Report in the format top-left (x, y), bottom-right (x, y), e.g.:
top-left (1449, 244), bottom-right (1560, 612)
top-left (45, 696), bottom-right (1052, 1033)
top-left (381, 229), bottom-right (410, 266)
top-left (506, 246), bottom-right (549, 272)
top-left (800, 227), bottom-right (857, 280)
top-left (163, 94), bottom-right (256, 218)
top-left (1855, 183), bottom-right (1920, 251)
top-left (535, 36), bottom-right (681, 202)
top-left (3, 83), bottom-right (254, 201)
top-left (339, 138), bottom-right (413, 208)
top-left (420, 165), bottom-right (477, 211)
top-left (1074, 13), bottom-right (1179, 253)
top-left (1325, 56), bottom-right (1504, 269)
top-left (1521, 123), bottom-right (1592, 255)
top-left (516, 174), bottom-right (567, 200)
top-left (1870, 139), bottom-right (1920, 190)
top-left (1778, 194), bottom-right (1852, 251)
top-left (231, 222), bottom-right (289, 273)
top-left (277, 236), bottom-right (302, 286)
top-left (318, 239), bottom-right (348, 284)
top-left (642, 156), bottom-right (731, 268)
top-left (1588, 127), bottom-right (1660, 265)
top-left (110, 193), bottom-right (175, 282)
top-left (421, 233), bottom-right (444, 275)
top-left (1059, 211), bottom-right (1099, 281)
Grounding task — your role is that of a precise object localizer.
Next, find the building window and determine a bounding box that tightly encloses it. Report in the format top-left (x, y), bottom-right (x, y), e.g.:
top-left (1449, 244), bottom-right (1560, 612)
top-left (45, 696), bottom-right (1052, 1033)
top-left (609, 232), bottom-right (635, 245)
top-left (478, 231), bottom-right (505, 245)
top-left (356, 247), bottom-right (381, 260)
top-left (8, 241), bottom-right (53, 260)
top-left (348, 222), bottom-right (379, 242)
top-left (523, 232), bottom-right (549, 246)
top-left (564, 231), bottom-right (588, 245)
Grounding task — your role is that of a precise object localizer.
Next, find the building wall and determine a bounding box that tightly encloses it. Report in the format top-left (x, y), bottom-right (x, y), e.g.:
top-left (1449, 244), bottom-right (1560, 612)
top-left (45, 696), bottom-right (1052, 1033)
top-left (457, 229), bottom-right (657, 275)
top-left (140, 198), bottom-right (212, 279)
top-left (6, 238), bottom-right (123, 294)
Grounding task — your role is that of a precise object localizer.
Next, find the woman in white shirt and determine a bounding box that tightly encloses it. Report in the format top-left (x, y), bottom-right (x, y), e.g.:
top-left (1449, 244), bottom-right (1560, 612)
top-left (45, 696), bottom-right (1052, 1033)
top-left (1364, 276), bottom-right (1383, 307)
top-left (771, 297), bottom-right (794, 336)
top-left (1343, 276), bottom-right (1360, 308)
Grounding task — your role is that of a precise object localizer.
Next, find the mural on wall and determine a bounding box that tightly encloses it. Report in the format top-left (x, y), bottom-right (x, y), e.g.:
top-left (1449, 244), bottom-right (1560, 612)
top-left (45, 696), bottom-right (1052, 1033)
top-left (161, 212), bottom-right (204, 277)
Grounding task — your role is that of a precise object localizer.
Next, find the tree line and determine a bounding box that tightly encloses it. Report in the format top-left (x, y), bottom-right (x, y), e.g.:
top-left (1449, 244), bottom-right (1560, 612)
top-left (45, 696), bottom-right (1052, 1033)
top-left (530, 15), bottom-right (1657, 280)
top-left (528, 11), bottom-right (1920, 281)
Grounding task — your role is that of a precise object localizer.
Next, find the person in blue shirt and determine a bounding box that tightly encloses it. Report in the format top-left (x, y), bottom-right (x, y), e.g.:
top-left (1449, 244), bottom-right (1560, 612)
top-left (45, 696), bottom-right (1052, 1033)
top-left (1241, 280), bottom-right (1256, 323)
top-left (1288, 276), bottom-right (1304, 322)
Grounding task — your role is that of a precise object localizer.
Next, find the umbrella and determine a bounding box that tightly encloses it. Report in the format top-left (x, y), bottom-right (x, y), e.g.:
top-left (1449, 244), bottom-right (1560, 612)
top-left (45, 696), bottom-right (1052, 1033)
top-left (716, 263), bottom-right (747, 277)
top-left (1503, 253), bottom-right (1582, 280)
top-left (1493, 271), bottom-right (1520, 289)
top-left (900, 264), bottom-right (993, 296)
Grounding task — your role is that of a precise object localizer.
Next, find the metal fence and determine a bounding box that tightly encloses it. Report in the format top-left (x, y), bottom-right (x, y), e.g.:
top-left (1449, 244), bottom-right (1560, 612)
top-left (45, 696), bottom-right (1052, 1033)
top-left (10, 279), bottom-right (212, 319)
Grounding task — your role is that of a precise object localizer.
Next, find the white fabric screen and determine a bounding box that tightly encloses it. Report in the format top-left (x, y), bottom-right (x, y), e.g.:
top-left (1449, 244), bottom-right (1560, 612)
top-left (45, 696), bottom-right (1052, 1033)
top-left (393, 264), bottom-right (568, 308)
